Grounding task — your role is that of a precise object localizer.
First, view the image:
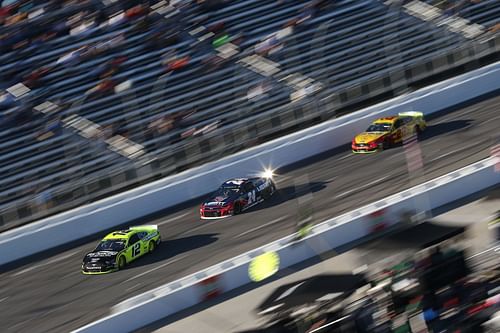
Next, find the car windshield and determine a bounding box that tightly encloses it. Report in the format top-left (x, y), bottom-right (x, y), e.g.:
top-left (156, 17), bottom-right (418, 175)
top-left (95, 240), bottom-right (126, 252)
top-left (214, 185), bottom-right (240, 197)
top-left (366, 123), bottom-right (392, 132)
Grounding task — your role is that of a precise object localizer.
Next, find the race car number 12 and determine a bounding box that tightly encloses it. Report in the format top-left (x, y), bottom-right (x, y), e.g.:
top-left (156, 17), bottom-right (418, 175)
top-left (132, 243), bottom-right (140, 257)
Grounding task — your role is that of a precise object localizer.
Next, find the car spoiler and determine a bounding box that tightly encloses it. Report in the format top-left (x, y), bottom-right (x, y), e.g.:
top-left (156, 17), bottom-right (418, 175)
top-left (398, 111), bottom-right (424, 119)
top-left (129, 225), bottom-right (158, 231)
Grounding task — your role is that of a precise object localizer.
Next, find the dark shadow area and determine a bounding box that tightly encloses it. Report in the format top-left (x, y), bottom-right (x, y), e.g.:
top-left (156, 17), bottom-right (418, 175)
top-left (276, 143), bottom-right (352, 175)
top-left (484, 186), bottom-right (500, 201)
top-left (370, 119), bottom-right (473, 151)
top-left (257, 273), bottom-right (368, 314)
top-left (418, 119), bottom-right (473, 141)
top-left (379, 222), bottom-right (466, 249)
top-left (246, 182), bottom-right (329, 214)
top-left (126, 233), bottom-right (219, 269)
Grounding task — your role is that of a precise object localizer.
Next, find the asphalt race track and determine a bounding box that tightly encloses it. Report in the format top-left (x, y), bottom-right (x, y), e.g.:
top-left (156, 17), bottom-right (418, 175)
top-left (0, 94), bottom-right (499, 333)
top-left (145, 190), bottom-right (500, 333)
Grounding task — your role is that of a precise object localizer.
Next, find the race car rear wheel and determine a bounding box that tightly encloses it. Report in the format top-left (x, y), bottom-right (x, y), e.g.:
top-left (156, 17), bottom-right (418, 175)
top-left (118, 256), bottom-right (126, 270)
top-left (148, 241), bottom-right (156, 253)
top-left (262, 186), bottom-right (274, 200)
top-left (382, 137), bottom-right (391, 149)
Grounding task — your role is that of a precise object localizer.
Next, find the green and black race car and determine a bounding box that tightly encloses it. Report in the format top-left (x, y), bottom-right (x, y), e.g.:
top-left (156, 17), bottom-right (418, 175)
top-left (82, 225), bottom-right (161, 274)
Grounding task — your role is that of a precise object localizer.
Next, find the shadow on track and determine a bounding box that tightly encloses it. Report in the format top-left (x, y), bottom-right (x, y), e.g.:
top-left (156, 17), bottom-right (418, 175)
top-left (419, 119), bottom-right (473, 141)
top-left (245, 182), bottom-right (329, 214)
top-left (126, 233), bottom-right (219, 269)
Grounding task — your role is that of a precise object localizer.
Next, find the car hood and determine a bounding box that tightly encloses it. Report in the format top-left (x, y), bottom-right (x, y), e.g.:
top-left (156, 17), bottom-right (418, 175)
top-left (354, 132), bottom-right (387, 144)
top-left (84, 251), bottom-right (118, 262)
top-left (203, 194), bottom-right (236, 207)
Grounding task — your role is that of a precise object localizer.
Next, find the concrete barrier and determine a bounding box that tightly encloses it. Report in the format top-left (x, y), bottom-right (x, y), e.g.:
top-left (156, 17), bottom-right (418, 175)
top-left (1, 61), bottom-right (499, 266)
top-left (74, 157), bottom-right (500, 333)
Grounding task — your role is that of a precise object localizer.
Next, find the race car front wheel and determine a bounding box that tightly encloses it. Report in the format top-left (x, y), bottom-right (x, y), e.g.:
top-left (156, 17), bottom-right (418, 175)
top-left (234, 202), bottom-right (242, 215)
top-left (148, 241), bottom-right (156, 253)
top-left (118, 256), bottom-right (126, 270)
top-left (262, 185), bottom-right (274, 200)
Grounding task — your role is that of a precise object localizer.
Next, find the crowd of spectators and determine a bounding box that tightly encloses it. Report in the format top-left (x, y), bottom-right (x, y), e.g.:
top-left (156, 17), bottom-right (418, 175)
top-left (0, 0), bottom-right (331, 137)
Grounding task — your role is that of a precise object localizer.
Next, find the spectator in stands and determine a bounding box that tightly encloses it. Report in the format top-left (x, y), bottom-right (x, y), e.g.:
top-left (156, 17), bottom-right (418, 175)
top-left (88, 56), bottom-right (127, 80)
top-left (297, 2), bottom-right (318, 25)
top-left (56, 46), bottom-right (87, 67)
top-left (22, 66), bottom-right (52, 89)
top-left (90, 33), bottom-right (127, 56)
top-left (84, 78), bottom-right (117, 100)
top-left (125, 4), bottom-right (149, 20)
top-left (489, 23), bottom-right (500, 34)
top-left (113, 120), bottom-right (129, 138)
top-left (148, 115), bottom-right (176, 136)
top-left (255, 34), bottom-right (282, 56)
top-left (164, 55), bottom-right (191, 73)
top-left (0, 91), bottom-right (16, 110)
top-left (36, 115), bottom-right (63, 141)
top-left (202, 53), bottom-right (227, 72)
top-left (247, 79), bottom-right (273, 101)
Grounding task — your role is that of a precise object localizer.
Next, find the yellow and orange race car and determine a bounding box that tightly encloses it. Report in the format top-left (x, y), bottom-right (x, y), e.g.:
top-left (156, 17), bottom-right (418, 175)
top-left (351, 112), bottom-right (426, 153)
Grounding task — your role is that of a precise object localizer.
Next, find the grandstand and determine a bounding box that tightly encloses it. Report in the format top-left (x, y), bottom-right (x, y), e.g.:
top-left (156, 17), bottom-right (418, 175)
top-left (0, 0), bottom-right (499, 230)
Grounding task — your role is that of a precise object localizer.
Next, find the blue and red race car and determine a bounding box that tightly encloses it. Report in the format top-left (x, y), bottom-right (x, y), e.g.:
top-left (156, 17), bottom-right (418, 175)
top-left (200, 172), bottom-right (276, 220)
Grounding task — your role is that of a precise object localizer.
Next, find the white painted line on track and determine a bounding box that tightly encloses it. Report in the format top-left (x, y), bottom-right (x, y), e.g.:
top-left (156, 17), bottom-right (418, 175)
top-left (157, 212), bottom-right (190, 226)
top-left (477, 113), bottom-right (500, 125)
top-left (235, 216), bottom-right (288, 239)
top-left (334, 176), bottom-right (389, 199)
top-left (11, 250), bottom-right (80, 277)
top-left (126, 283), bottom-right (142, 292)
top-left (122, 254), bottom-right (188, 283)
top-left (427, 147), bottom-right (463, 163)
top-left (61, 270), bottom-right (80, 279)
top-left (338, 153), bottom-right (352, 161)
top-left (427, 140), bottom-right (488, 163)
top-left (9, 319), bottom-right (31, 331)
top-left (181, 220), bottom-right (219, 236)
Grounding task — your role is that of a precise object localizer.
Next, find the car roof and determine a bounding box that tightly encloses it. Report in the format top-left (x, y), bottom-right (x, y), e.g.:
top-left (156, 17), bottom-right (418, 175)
top-left (222, 178), bottom-right (249, 186)
top-left (373, 116), bottom-right (399, 124)
top-left (103, 229), bottom-right (137, 240)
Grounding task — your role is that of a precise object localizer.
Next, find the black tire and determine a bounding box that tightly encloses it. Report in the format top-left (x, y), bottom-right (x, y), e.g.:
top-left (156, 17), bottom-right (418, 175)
top-left (148, 241), bottom-right (156, 253)
top-left (415, 125), bottom-right (423, 138)
top-left (262, 188), bottom-right (272, 200)
top-left (233, 202), bottom-right (242, 215)
top-left (379, 139), bottom-right (388, 150)
top-left (118, 256), bottom-right (126, 270)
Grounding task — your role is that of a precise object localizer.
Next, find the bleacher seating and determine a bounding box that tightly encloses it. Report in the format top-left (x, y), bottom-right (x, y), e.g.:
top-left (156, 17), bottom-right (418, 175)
top-left (458, 0), bottom-right (500, 26)
top-left (0, 0), bottom-right (498, 230)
